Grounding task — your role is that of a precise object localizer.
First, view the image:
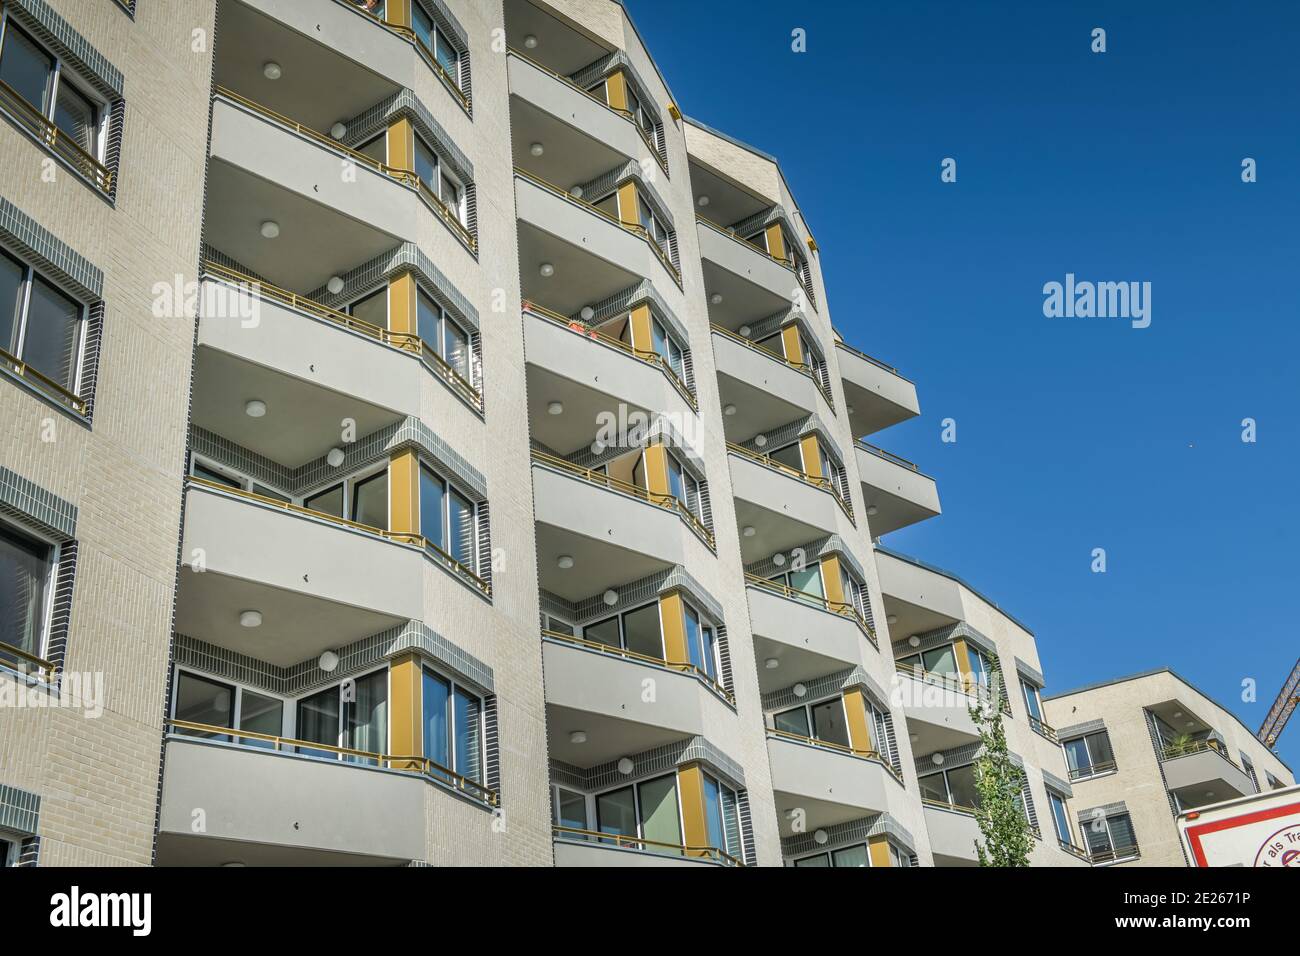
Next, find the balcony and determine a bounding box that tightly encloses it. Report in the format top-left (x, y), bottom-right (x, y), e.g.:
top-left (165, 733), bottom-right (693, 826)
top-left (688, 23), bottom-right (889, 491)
top-left (855, 441), bottom-right (941, 536)
top-left (542, 632), bottom-right (733, 768)
top-left (874, 549), bottom-right (965, 639)
top-left (1161, 739), bottom-right (1256, 808)
top-left (0, 78), bottom-right (113, 195)
top-left (766, 729), bottom-right (903, 836)
top-left (923, 801), bottom-right (981, 867)
top-left (893, 664), bottom-right (985, 754)
top-left (507, 50), bottom-right (661, 178)
top-left (744, 575), bottom-right (872, 693)
top-left (698, 217), bottom-right (800, 326)
top-left (514, 168), bottom-right (681, 289)
top-left (835, 339), bottom-right (920, 439)
top-left (156, 723), bottom-right (495, 866)
top-left (552, 828), bottom-right (739, 867)
top-left (727, 443), bottom-right (854, 565)
top-left (712, 325), bottom-right (833, 433)
top-left (523, 302), bottom-right (695, 421)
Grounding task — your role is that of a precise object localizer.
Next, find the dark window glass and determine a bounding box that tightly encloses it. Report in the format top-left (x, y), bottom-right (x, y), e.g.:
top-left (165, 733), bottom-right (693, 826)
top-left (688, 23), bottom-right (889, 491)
top-left (448, 488), bottom-right (474, 566)
top-left (0, 25), bottom-right (53, 113)
top-left (348, 288), bottom-right (388, 329)
top-left (419, 465), bottom-right (445, 549)
top-left (238, 689), bottom-right (282, 748)
top-left (53, 82), bottom-right (97, 155)
top-left (811, 698), bottom-right (850, 747)
top-left (434, 30), bottom-right (459, 80)
top-left (174, 672), bottom-right (234, 740)
top-left (305, 483), bottom-right (344, 519)
top-left (0, 522), bottom-right (50, 661)
top-left (295, 687), bottom-right (340, 758)
top-left (554, 789), bottom-right (587, 832)
top-left (417, 289), bottom-right (441, 347)
top-left (832, 844), bottom-right (869, 867)
top-left (0, 250), bottom-right (23, 355)
top-left (794, 854), bottom-right (830, 867)
top-left (350, 471), bottom-right (388, 529)
top-left (443, 316), bottom-right (469, 380)
top-left (413, 136), bottom-right (437, 192)
top-left (596, 786), bottom-right (637, 841)
top-left (583, 615), bottom-right (620, 648)
top-left (22, 275), bottom-right (81, 390)
top-left (621, 603), bottom-right (661, 659)
top-left (193, 462), bottom-right (240, 489)
top-left (412, 3), bottom-right (434, 49)
top-left (422, 668), bottom-right (450, 776)
top-left (453, 685), bottom-right (481, 782)
top-left (342, 670), bottom-right (387, 763)
top-left (773, 706), bottom-right (810, 738)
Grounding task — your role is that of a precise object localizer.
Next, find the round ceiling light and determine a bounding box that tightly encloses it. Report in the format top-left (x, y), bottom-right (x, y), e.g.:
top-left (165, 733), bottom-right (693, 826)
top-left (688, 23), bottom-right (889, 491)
top-left (244, 399), bottom-right (267, 418)
top-left (557, 555), bottom-right (575, 569)
top-left (238, 610), bottom-right (262, 628)
top-left (259, 220), bottom-right (280, 239)
top-left (539, 262), bottom-right (555, 278)
top-left (319, 650), bottom-right (339, 672)
top-left (262, 61), bottom-right (282, 80)
top-left (326, 276), bottom-right (345, 295)
top-left (547, 401), bottom-right (564, 415)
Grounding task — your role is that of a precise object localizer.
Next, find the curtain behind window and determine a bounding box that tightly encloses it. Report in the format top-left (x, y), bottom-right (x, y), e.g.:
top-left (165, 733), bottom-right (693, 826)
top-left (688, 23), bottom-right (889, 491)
top-left (0, 523), bottom-right (49, 659)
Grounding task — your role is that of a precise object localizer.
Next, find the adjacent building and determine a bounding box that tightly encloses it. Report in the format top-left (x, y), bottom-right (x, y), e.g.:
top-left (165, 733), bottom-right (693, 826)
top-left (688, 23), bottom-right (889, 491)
top-left (0, 0), bottom-right (1284, 868)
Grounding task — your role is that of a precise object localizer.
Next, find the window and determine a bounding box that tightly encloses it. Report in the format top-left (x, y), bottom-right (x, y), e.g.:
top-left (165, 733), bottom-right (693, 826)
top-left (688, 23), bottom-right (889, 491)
top-left (0, 248), bottom-right (87, 396)
top-left (187, 456), bottom-right (293, 503)
top-left (839, 564), bottom-right (868, 619)
top-left (583, 601), bottom-right (663, 660)
top-left (768, 563), bottom-right (825, 607)
top-left (665, 451), bottom-right (702, 521)
top-left (0, 519), bottom-right (54, 667)
top-left (410, 2), bottom-right (461, 88)
top-left (774, 696), bottom-right (850, 748)
top-left (0, 834), bottom-right (17, 866)
top-left (768, 441), bottom-right (804, 473)
top-left (701, 771), bottom-right (742, 860)
top-left (682, 600), bottom-right (719, 681)
top-left (637, 196), bottom-right (669, 253)
top-left (967, 645), bottom-right (996, 688)
top-left (596, 773), bottom-right (682, 855)
top-left (649, 317), bottom-right (685, 378)
top-left (919, 763), bottom-right (980, 810)
top-left (422, 667), bottom-right (483, 784)
top-left (898, 644), bottom-right (959, 679)
top-left (794, 842), bottom-right (872, 867)
top-left (346, 287), bottom-right (388, 329)
top-left (413, 133), bottom-right (465, 223)
top-left (1063, 730), bottom-right (1115, 779)
top-left (295, 670), bottom-right (387, 764)
top-left (419, 463), bottom-right (478, 567)
top-left (1021, 680), bottom-right (1044, 721)
top-left (0, 20), bottom-right (106, 162)
top-left (1048, 791), bottom-right (1073, 845)
top-left (356, 132), bottom-right (386, 166)
top-left (417, 288), bottom-right (473, 386)
top-left (301, 465), bottom-right (387, 529)
top-left (1083, 811), bottom-right (1137, 860)
top-left (552, 786), bottom-right (588, 834)
top-left (1241, 754), bottom-right (1259, 793)
top-left (1266, 771), bottom-right (1284, 791)
top-left (172, 670), bottom-right (286, 748)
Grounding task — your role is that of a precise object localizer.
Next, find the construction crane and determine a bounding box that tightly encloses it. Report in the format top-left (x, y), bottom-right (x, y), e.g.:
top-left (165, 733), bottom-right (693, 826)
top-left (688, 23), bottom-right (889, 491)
top-left (1258, 657), bottom-right (1300, 748)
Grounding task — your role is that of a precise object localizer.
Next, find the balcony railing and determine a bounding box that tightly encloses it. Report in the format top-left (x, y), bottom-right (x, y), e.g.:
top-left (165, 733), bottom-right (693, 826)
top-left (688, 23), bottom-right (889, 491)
top-left (523, 300), bottom-right (696, 411)
top-left (695, 215), bottom-right (793, 270)
top-left (1028, 714), bottom-right (1059, 742)
top-left (167, 718), bottom-right (498, 805)
top-left (0, 78), bottom-right (113, 194)
top-left (743, 572), bottom-right (876, 645)
top-left (894, 661), bottom-right (1012, 715)
top-left (766, 726), bottom-right (903, 784)
top-left (506, 48), bottom-right (666, 173)
top-left (1161, 736), bottom-right (1238, 767)
top-left (200, 260), bottom-right (482, 412)
top-left (0, 639), bottom-right (57, 683)
top-left (530, 450), bottom-right (715, 550)
top-left (336, 0), bottom-right (471, 114)
top-left (856, 440), bottom-right (928, 476)
top-left (513, 167), bottom-right (682, 286)
top-left (1067, 759), bottom-right (1118, 781)
top-left (725, 441), bottom-right (855, 522)
top-left (833, 335), bottom-right (913, 384)
top-left (0, 344), bottom-right (88, 415)
top-left (552, 825), bottom-right (741, 865)
top-left (186, 475), bottom-right (491, 597)
top-left (542, 628), bottom-right (733, 704)
top-left (1088, 843), bottom-right (1141, 865)
top-left (1057, 839), bottom-right (1091, 861)
top-left (214, 87), bottom-right (476, 252)
top-left (710, 324), bottom-right (836, 409)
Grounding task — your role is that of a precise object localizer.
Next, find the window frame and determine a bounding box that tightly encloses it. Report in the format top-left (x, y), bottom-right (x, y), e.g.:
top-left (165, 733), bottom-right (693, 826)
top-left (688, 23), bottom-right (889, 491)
top-left (0, 515), bottom-right (60, 669)
top-left (581, 599), bottom-right (665, 660)
top-left (0, 244), bottom-right (90, 399)
top-left (170, 666), bottom-right (289, 746)
top-left (1062, 729), bottom-right (1116, 779)
top-left (410, 0), bottom-right (463, 92)
top-left (412, 129), bottom-right (466, 225)
top-left (289, 665), bottom-right (390, 762)
top-left (773, 693), bottom-right (852, 748)
top-left (416, 285), bottom-right (474, 387)
top-left (0, 831), bottom-right (20, 867)
top-left (299, 460), bottom-right (390, 529)
top-left (1047, 790), bottom-right (1073, 845)
top-left (593, 771), bottom-right (684, 852)
top-left (420, 662), bottom-right (485, 784)
top-left (418, 458), bottom-right (479, 569)
top-left (0, 13), bottom-right (110, 164)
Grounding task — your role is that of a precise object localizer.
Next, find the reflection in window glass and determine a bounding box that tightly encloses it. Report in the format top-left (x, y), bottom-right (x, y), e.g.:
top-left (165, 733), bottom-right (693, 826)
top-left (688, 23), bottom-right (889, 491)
top-left (0, 522), bottom-right (50, 659)
top-left (0, 250), bottom-right (23, 354)
top-left (0, 26), bottom-right (53, 114)
top-left (419, 465), bottom-right (445, 549)
top-left (305, 483), bottom-right (344, 519)
top-left (239, 689), bottom-right (283, 748)
top-left (54, 82), bottom-right (98, 155)
top-left (638, 774), bottom-right (682, 853)
top-left (773, 707), bottom-right (810, 738)
top-left (351, 472), bottom-right (388, 530)
top-left (23, 276), bottom-right (82, 391)
top-left (295, 687), bottom-right (340, 759)
top-left (554, 788), bottom-right (587, 833)
top-left (453, 685), bottom-right (481, 783)
top-left (621, 603), bottom-right (662, 659)
top-left (174, 673), bottom-right (234, 741)
top-left (422, 669), bottom-right (450, 770)
top-left (811, 698), bottom-right (850, 748)
top-left (349, 288), bottom-right (388, 329)
top-left (832, 845), bottom-right (869, 867)
top-left (448, 489), bottom-right (474, 566)
top-left (596, 786), bottom-right (637, 841)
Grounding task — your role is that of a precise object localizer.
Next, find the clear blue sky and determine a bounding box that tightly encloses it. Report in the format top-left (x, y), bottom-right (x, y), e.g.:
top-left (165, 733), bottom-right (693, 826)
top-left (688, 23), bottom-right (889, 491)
top-left (624, 0), bottom-right (1300, 768)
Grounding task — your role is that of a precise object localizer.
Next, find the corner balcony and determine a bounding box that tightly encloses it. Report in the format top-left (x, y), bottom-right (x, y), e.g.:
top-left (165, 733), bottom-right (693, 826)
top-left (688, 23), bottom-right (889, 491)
top-left (766, 729), bottom-right (903, 836)
top-left (835, 340), bottom-right (920, 438)
top-left (697, 217), bottom-right (800, 325)
top-left (156, 726), bottom-right (495, 866)
top-left (553, 829), bottom-right (739, 867)
top-left (514, 168), bottom-right (681, 290)
top-left (531, 451), bottom-right (714, 602)
top-left (744, 575), bottom-right (873, 693)
top-left (1161, 739), bottom-right (1256, 808)
top-left (893, 664), bottom-right (984, 754)
top-left (923, 801), bottom-right (981, 867)
top-left (542, 631), bottom-right (734, 769)
top-left (727, 443), bottom-right (855, 565)
top-left (523, 302), bottom-right (696, 421)
top-left (506, 50), bottom-right (661, 178)
top-left (712, 325), bottom-right (833, 433)
top-left (855, 442), bottom-right (941, 536)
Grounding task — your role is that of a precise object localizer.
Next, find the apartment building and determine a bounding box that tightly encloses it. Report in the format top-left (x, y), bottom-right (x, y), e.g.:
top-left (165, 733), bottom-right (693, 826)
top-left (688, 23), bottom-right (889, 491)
top-left (0, 0), bottom-right (1234, 870)
top-left (1042, 670), bottom-right (1294, 867)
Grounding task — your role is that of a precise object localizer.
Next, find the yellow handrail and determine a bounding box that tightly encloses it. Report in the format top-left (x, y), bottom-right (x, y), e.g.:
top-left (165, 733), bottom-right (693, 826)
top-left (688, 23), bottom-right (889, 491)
top-left (167, 718), bottom-right (498, 805)
top-left (0, 638), bottom-right (57, 682)
top-left (522, 300), bottom-right (696, 411)
top-left (542, 629), bottom-right (733, 704)
top-left (513, 167), bottom-right (681, 286)
top-left (922, 797), bottom-right (978, 815)
top-left (743, 573), bottom-right (876, 643)
top-left (184, 476), bottom-right (491, 596)
top-left (725, 441), bottom-right (854, 521)
top-left (214, 86), bottom-right (476, 252)
top-left (695, 214), bottom-right (793, 270)
top-left (0, 344), bottom-right (87, 414)
top-left (856, 440), bottom-right (924, 474)
top-left (530, 450), bottom-right (715, 549)
top-left (200, 260), bottom-right (482, 410)
top-left (506, 47), bottom-right (667, 173)
top-left (710, 323), bottom-right (810, 375)
top-left (766, 726), bottom-right (902, 782)
top-left (1162, 737), bottom-right (1237, 767)
top-left (0, 78), bottom-right (113, 193)
top-left (551, 825), bottom-right (741, 865)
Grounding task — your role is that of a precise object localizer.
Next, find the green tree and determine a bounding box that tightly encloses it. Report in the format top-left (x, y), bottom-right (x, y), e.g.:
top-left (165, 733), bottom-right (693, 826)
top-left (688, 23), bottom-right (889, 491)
top-left (969, 675), bottom-right (1032, 867)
